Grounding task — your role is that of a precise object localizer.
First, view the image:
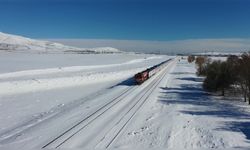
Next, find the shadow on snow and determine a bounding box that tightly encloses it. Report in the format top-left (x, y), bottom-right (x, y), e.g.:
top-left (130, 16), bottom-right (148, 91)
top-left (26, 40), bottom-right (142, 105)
top-left (170, 72), bottom-right (195, 75)
top-left (158, 75), bottom-right (250, 141)
top-left (109, 77), bottom-right (136, 89)
top-left (176, 77), bottom-right (204, 82)
top-left (217, 121), bottom-right (250, 141)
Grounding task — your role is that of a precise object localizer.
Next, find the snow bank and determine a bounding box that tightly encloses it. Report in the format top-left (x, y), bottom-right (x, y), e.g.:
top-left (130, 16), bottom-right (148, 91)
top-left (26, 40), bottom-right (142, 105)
top-left (0, 68), bottom-right (143, 96)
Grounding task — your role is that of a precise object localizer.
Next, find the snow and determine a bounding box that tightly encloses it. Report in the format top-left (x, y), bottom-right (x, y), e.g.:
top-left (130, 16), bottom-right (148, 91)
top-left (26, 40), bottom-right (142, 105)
top-left (0, 52), bottom-right (250, 149)
top-left (0, 53), bottom-right (165, 96)
top-left (0, 53), bottom-right (152, 73)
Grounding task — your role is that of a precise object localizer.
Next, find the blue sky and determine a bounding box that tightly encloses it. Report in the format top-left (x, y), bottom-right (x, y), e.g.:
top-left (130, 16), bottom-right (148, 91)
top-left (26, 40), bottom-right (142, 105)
top-left (0, 0), bottom-right (250, 41)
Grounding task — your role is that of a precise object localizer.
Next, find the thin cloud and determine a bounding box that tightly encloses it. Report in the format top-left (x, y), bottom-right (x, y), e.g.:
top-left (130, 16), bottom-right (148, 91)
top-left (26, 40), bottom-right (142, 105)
top-left (48, 38), bottom-right (250, 54)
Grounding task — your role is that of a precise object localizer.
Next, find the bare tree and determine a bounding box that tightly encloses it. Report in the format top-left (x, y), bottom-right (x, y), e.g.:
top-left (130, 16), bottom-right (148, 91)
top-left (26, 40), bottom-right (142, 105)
top-left (203, 60), bottom-right (232, 96)
top-left (238, 52), bottom-right (250, 104)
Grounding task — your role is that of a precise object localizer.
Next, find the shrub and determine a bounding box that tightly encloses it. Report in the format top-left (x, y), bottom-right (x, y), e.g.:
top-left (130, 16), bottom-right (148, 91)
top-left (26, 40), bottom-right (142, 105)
top-left (187, 55), bottom-right (195, 63)
top-left (195, 56), bottom-right (210, 76)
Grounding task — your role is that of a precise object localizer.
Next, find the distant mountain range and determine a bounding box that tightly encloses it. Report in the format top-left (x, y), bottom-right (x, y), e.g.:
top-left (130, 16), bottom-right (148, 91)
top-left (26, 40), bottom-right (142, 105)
top-left (0, 32), bottom-right (122, 54)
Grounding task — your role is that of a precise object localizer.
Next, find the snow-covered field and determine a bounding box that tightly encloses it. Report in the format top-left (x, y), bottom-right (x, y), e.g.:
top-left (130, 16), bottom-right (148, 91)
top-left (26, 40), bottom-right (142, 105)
top-left (0, 52), bottom-right (250, 149)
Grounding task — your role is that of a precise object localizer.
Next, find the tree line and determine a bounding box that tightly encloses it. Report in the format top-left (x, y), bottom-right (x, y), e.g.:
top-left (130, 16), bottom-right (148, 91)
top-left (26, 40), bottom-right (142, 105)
top-left (187, 53), bottom-right (250, 104)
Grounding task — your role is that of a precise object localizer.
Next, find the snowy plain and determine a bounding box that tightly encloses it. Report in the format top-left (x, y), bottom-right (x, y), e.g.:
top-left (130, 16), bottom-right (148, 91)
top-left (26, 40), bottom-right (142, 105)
top-left (0, 51), bottom-right (170, 149)
top-left (0, 51), bottom-right (250, 149)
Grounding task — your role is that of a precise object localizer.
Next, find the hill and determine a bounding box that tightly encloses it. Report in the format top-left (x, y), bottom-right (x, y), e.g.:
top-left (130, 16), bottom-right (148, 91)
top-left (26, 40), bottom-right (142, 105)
top-left (0, 32), bottom-right (121, 54)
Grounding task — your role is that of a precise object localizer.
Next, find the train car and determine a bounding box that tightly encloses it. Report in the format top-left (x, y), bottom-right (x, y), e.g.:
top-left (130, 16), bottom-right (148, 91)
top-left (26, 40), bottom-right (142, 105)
top-left (148, 66), bottom-right (157, 77)
top-left (134, 59), bottom-right (171, 84)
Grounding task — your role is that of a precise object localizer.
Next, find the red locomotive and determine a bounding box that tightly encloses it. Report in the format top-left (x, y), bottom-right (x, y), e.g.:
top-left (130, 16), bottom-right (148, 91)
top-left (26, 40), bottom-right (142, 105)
top-left (134, 59), bottom-right (171, 84)
top-left (134, 70), bottom-right (149, 84)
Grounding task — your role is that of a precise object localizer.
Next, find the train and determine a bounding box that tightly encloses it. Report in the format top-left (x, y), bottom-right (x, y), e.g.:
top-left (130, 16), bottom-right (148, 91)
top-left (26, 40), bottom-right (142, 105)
top-left (134, 59), bottom-right (171, 84)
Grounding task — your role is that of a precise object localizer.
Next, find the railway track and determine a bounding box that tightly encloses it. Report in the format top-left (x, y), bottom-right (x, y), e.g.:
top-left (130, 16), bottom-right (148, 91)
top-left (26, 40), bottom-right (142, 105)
top-left (100, 59), bottom-right (175, 148)
top-left (0, 80), bottom-right (133, 145)
top-left (42, 86), bottom-right (137, 148)
top-left (42, 58), bottom-right (175, 149)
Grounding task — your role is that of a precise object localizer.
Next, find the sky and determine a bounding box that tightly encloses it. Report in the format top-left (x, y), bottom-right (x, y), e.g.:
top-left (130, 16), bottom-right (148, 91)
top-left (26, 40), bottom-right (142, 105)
top-left (0, 0), bottom-right (250, 52)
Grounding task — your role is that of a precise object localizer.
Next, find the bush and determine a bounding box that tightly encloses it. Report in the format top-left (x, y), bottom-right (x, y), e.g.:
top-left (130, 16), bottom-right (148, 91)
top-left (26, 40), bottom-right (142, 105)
top-left (187, 55), bottom-right (195, 63)
top-left (195, 56), bottom-right (210, 76)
